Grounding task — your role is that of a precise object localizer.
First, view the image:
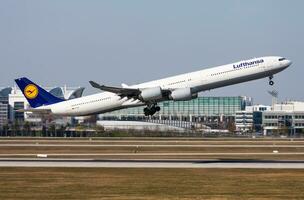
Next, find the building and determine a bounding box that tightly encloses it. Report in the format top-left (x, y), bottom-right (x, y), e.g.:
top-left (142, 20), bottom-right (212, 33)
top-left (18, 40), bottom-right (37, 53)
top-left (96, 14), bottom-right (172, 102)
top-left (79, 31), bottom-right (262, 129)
top-left (0, 99), bottom-right (9, 126)
top-left (263, 101), bottom-right (304, 135)
top-left (49, 86), bottom-right (85, 100)
top-left (235, 109), bottom-right (253, 133)
top-left (235, 105), bottom-right (271, 133)
top-left (100, 96), bottom-right (252, 129)
top-left (0, 87), bottom-right (12, 126)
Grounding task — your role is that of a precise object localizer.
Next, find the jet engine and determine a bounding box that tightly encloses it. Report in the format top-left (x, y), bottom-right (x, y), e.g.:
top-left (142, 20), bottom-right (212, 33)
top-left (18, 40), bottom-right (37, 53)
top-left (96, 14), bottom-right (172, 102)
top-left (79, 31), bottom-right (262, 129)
top-left (169, 88), bottom-right (197, 101)
top-left (139, 87), bottom-right (163, 101)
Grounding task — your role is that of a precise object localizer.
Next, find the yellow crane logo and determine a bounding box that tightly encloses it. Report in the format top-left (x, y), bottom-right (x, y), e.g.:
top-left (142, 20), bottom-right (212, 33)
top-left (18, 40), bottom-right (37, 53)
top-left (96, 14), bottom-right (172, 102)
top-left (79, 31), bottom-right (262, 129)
top-left (24, 84), bottom-right (38, 99)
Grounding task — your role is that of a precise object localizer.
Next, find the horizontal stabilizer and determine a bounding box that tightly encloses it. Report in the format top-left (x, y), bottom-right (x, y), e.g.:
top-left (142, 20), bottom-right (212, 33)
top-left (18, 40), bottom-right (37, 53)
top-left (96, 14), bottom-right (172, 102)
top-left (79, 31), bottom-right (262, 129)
top-left (17, 109), bottom-right (52, 114)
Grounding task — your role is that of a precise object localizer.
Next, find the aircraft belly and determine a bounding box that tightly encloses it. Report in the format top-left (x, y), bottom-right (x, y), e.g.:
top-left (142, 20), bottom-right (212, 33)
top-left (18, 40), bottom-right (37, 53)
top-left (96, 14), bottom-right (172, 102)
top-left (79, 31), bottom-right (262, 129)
top-left (193, 70), bottom-right (268, 93)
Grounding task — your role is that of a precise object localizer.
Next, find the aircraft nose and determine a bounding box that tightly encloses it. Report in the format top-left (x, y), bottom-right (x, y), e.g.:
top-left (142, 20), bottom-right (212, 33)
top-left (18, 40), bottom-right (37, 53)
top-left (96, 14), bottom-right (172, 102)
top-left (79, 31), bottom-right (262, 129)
top-left (286, 60), bottom-right (292, 66)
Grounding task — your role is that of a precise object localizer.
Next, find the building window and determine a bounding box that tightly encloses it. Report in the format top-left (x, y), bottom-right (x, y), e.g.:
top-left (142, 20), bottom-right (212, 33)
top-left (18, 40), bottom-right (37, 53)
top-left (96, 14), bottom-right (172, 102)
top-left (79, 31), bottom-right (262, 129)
top-left (14, 102), bottom-right (24, 121)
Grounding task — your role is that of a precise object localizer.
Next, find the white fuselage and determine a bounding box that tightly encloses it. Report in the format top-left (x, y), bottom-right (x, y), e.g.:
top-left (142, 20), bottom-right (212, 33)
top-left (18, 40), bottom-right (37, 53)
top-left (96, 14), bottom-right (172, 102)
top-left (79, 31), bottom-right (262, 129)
top-left (40, 56), bottom-right (291, 116)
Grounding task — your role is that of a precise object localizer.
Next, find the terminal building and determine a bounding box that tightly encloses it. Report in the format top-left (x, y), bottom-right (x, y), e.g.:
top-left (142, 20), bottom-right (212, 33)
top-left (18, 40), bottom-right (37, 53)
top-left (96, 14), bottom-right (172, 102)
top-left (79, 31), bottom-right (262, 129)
top-left (99, 96), bottom-right (253, 129)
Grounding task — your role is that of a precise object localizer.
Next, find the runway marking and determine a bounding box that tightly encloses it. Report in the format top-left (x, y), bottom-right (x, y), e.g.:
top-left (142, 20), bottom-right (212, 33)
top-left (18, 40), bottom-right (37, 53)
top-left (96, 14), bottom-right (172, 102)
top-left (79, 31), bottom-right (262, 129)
top-left (1, 144), bottom-right (304, 147)
top-left (0, 140), bottom-right (304, 143)
top-left (0, 158), bottom-right (303, 168)
top-left (1, 152), bottom-right (304, 156)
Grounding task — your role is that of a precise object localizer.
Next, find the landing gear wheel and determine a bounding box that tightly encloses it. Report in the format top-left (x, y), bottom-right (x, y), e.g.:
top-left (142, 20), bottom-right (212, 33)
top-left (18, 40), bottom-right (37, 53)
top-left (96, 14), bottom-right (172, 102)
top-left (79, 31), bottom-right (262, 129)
top-left (144, 107), bottom-right (150, 116)
top-left (143, 104), bottom-right (161, 116)
top-left (268, 75), bottom-right (274, 86)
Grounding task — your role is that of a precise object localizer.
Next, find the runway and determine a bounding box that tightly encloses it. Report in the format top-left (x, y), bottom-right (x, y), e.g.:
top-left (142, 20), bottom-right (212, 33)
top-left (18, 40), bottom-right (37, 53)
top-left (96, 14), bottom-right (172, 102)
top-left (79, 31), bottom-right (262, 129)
top-left (1, 144), bottom-right (304, 147)
top-left (1, 138), bottom-right (303, 168)
top-left (1, 152), bottom-right (304, 156)
top-left (0, 158), bottom-right (304, 168)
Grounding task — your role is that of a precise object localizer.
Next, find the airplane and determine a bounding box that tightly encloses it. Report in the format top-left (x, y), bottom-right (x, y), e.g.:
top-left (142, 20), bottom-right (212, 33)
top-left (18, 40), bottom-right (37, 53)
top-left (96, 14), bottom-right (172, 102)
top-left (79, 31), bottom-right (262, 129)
top-left (15, 56), bottom-right (292, 116)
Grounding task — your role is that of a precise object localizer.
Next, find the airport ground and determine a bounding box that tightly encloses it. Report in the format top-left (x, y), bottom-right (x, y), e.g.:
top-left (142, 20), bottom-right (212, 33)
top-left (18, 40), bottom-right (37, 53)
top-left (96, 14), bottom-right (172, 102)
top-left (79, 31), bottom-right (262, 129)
top-left (0, 168), bottom-right (304, 199)
top-left (1, 137), bottom-right (304, 199)
top-left (0, 137), bottom-right (304, 160)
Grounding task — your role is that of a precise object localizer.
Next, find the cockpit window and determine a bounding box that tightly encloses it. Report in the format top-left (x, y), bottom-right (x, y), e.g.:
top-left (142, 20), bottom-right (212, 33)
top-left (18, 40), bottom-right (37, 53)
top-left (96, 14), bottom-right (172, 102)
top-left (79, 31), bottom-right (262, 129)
top-left (279, 58), bottom-right (286, 61)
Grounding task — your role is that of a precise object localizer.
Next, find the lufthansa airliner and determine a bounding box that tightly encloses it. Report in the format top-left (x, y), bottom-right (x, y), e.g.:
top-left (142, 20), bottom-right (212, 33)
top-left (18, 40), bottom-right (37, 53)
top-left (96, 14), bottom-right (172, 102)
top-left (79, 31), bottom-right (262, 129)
top-left (15, 56), bottom-right (291, 116)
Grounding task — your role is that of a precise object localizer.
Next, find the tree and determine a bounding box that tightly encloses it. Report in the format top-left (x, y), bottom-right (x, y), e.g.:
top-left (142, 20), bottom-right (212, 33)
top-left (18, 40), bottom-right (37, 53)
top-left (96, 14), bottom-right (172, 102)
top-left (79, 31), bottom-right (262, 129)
top-left (12, 121), bottom-right (21, 136)
top-left (2, 124), bottom-right (9, 136)
top-left (48, 124), bottom-right (56, 137)
top-left (227, 121), bottom-right (236, 133)
top-left (279, 125), bottom-right (289, 136)
top-left (23, 121), bottom-right (31, 137)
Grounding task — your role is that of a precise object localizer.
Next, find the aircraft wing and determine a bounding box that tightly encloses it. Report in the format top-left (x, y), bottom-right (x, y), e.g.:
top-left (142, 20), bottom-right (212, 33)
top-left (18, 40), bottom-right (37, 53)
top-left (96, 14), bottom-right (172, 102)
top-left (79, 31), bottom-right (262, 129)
top-left (89, 80), bottom-right (172, 101)
top-left (89, 81), bottom-right (141, 97)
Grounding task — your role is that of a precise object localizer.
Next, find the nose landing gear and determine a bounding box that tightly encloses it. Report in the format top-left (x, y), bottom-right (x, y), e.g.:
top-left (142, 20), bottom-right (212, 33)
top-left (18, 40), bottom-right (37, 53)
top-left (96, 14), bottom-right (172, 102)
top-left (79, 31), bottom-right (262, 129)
top-left (144, 104), bottom-right (161, 116)
top-left (269, 75), bottom-right (274, 86)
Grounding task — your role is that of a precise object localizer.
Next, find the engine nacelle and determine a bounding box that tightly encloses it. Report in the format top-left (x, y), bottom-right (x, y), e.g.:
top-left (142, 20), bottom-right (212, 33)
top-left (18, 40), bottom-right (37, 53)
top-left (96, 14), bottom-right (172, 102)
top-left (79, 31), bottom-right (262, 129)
top-left (169, 88), bottom-right (197, 101)
top-left (139, 87), bottom-right (163, 101)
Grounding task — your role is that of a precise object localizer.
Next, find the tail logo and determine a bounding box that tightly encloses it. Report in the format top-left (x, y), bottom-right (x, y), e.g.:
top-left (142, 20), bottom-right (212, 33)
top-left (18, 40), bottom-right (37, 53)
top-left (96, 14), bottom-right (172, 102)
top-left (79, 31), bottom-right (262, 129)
top-left (24, 84), bottom-right (38, 99)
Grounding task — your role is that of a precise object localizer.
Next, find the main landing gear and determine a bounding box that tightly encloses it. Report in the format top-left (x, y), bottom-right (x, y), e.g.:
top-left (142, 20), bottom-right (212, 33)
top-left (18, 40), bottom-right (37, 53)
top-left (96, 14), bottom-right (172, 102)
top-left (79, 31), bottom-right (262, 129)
top-left (144, 104), bottom-right (160, 116)
top-left (269, 75), bottom-right (274, 86)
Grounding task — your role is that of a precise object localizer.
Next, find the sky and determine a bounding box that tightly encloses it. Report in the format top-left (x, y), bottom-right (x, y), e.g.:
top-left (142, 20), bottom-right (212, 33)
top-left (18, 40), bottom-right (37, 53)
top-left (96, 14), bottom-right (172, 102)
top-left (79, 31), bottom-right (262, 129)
top-left (0, 0), bottom-right (303, 104)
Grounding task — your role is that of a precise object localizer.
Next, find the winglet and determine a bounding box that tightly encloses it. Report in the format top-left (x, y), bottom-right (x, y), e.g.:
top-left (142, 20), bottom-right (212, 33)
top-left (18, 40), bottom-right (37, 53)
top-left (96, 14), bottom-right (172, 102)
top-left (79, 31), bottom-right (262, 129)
top-left (89, 80), bottom-right (140, 97)
top-left (89, 81), bottom-right (102, 89)
top-left (121, 83), bottom-right (129, 88)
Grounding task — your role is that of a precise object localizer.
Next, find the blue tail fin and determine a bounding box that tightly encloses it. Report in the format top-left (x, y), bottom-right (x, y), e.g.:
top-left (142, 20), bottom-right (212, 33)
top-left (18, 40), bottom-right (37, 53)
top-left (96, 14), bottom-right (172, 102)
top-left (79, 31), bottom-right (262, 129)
top-left (15, 77), bottom-right (64, 108)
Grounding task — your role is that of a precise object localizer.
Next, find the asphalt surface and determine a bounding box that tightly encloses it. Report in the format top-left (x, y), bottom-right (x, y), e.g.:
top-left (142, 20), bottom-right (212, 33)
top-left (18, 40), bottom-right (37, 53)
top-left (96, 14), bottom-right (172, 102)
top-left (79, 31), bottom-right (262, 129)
top-left (1, 139), bottom-right (303, 168)
top-left (0, 158), bottom-right (304, 168)
top-left (1, 144), bottom-right (304, 147)
top-left (1, 152), bottom-right (304, 156)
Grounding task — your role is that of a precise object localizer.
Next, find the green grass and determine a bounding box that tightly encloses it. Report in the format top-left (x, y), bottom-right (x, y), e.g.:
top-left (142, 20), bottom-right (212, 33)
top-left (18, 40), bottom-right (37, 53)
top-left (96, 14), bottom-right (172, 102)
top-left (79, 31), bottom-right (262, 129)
top-left (0, 168), bottom-right (303, 199)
